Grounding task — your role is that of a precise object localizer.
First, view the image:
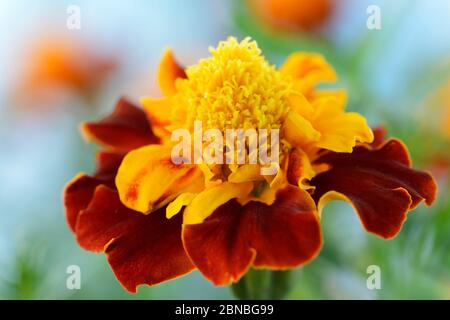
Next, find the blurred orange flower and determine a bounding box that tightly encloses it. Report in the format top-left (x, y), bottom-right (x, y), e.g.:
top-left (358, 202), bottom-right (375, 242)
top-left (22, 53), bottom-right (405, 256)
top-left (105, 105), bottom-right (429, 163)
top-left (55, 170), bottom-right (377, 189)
top-left (439, 81), bottom-right (450, 138)
top-left (247, 0), bottom-right (334, 33)
top-left (14, 34), bottom-right (117, 106)
top-left (420, 77), bottom-right (450, 139)
top-left (421, 79), bottom-right (450, 180)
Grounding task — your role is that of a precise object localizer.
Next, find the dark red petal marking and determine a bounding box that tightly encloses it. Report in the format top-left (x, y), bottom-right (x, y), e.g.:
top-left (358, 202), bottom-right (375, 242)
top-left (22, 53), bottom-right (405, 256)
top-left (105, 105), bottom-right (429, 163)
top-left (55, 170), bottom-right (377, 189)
top-left (76, 186), bottom-right (194, 292)
top-left (311, 139), bottom-right (437, 239)
top-left (82, 97), bottom-right (160, 152)
top-left (183, 186), bottom-right (322, 285)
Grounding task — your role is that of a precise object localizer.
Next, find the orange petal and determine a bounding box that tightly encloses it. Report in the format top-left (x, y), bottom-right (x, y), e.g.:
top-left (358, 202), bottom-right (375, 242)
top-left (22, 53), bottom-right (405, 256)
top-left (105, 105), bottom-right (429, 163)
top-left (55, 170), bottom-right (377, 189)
top-left (158, 48), bottom-right (186, 96)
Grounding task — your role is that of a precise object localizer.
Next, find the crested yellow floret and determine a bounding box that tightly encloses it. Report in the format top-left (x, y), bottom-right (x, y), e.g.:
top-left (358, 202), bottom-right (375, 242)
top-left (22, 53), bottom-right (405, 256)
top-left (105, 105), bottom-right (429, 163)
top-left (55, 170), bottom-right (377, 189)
top-left (171, 37), bottom-right (292, 132)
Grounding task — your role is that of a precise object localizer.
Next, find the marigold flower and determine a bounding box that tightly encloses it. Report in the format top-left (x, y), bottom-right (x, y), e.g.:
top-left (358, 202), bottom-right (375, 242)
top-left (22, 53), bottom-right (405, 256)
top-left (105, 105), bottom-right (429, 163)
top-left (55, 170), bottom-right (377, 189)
top-left (247, 0), bottom-right (334, 33)
top-left (64, 37), bottom-right (437, 292)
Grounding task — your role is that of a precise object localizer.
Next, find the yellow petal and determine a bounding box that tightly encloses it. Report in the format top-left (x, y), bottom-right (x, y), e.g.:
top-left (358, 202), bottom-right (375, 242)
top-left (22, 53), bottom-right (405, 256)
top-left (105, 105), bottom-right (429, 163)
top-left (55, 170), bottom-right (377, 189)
top-left (289, 92), bottom-right (314, 118)
top-left (166, 192), bottom-right (197, 219)
top-left (183, 182), bottom-right (253, 225)
top-left (311, 97), bottom-right (374, 152)
top-left (116, 144), bottom-right (203, 213)
top-left (228, 164), bottom-right (264, 183)
top-left (140, 97), bottom-right (175, 141)
top-left (158, 48), bottom-right (186, 96)
top-left (308, 89), bottom-right (348, 110)
top-left (280, 52), bottom-right (336, 94)
top-left (282, 111), bottom-right (321, 149)
top-left (140, 97), bottom-right (172, 126)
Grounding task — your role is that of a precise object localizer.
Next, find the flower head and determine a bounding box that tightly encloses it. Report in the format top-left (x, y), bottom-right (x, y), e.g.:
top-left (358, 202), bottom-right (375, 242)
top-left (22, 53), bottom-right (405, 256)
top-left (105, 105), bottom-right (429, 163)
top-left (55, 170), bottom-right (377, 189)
top-left (64, 37), bottom-right (437, 292)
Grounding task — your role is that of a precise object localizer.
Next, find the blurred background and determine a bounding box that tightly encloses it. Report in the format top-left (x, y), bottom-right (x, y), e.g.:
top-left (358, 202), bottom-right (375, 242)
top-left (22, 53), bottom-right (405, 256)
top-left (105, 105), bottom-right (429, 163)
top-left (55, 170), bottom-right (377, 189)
top-left (0, 0), bottom-right (449, 299)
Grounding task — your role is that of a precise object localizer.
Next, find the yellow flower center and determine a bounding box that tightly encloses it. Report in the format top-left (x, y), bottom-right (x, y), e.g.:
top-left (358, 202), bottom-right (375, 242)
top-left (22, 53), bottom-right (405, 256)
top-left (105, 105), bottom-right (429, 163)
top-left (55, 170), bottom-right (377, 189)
top-left (171, 37), bottom-right (292, 132)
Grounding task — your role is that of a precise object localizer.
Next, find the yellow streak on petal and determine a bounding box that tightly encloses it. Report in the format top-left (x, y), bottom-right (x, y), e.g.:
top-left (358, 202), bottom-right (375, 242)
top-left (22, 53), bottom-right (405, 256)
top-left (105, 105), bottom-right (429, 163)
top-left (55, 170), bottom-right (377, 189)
top-left (166, 192), bottom-right (197, 219)
top-left (183, 182), bottom-right (254, 225)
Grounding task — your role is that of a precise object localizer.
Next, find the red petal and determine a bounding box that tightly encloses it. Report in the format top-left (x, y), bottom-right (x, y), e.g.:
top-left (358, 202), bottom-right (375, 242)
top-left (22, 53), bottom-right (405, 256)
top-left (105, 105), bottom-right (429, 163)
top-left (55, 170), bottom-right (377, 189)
top-left (183, 186), bottom-right (322, 285)
top-left (94, 151), bottom-right (125, 178)
top-left (64, 152), bottom-right (123, 231)
top-left (76, 186), bottom-right (194, 292)
top-left (371, 126), bottom-right (387, 148)
top-left (82, 97), bottom-right (160, 152)
top-left (311, 139), bottom-right (437, 239)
